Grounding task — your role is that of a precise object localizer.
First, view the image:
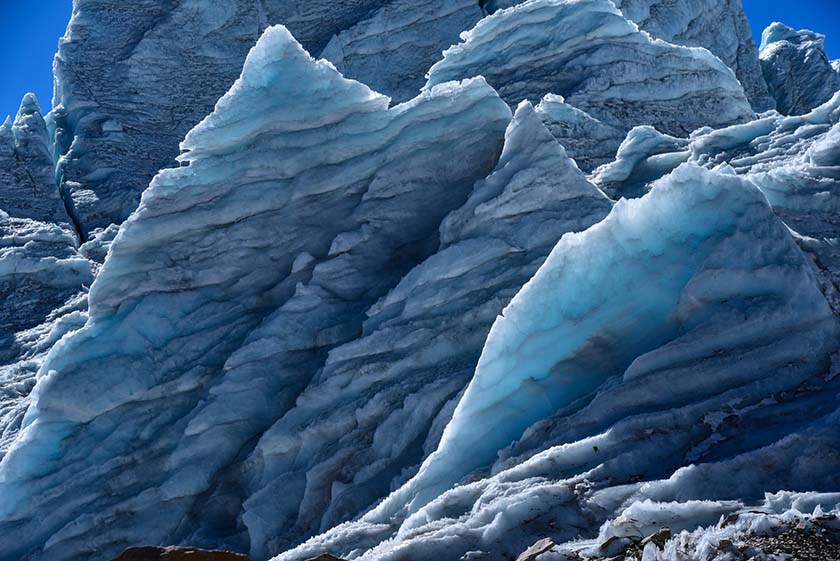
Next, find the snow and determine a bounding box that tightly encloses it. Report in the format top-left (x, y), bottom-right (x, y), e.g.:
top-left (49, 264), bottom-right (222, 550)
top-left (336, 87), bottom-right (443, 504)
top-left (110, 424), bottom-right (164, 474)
top-left (759, 22), bottom-right (840, 116)
top-left (425, 0), bottom-right (753, 143)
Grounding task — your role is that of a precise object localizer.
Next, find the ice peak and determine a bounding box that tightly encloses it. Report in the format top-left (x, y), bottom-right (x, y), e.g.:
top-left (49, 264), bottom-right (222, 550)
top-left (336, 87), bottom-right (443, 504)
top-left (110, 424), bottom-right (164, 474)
top-left (181, 25), bottom-right (390, 161)
top-left (760, 22), bottom-right (826, 51)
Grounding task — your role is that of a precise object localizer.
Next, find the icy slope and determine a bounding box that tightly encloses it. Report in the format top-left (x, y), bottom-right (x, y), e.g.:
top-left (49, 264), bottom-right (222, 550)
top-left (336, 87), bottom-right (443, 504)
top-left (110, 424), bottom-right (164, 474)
top-left (0, 94), bottom-right (91, 454)
top-left (277, 164), bottom-right (839, 561)
top-left (53, 0), bottom-right (485, 235)
top-left (484, 0), bottom-right (773, 111)
top-left (759, 22), bottom-right (840, 115)
top-left (0, 27), bottom-right (510, 561)
top-left (238, 102), bottom-right (612, 558)
top-left (592, 91), bottom-right (840, 210)
top-left (425, 0), bottom-right (754, 140)
top-left (319, 1), bottom-right (482, 104)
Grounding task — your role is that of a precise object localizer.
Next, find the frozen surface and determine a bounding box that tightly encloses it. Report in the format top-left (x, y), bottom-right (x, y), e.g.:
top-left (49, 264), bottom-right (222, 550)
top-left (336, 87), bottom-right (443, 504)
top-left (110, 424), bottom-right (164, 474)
top-left (276, 164), bottom-right (839, 561)
top-left (52, 0), bottom-right (487, 235)
top-left (533, 94), bottom-right (626, 172)
top-left (759, 22), bottom-right (840, 115)
top-left (0, 26), bottom-right (510, 561)
top-left (425, 0), bottom-right (754, 140)
top-left (320, 0), bottom-right (483, 104)
top-left (485, 0), bottom-right (773, 111)
top-left (240, 102), bottom-right (612, 558)
top-left (0, 95), bottom-right (91, 455)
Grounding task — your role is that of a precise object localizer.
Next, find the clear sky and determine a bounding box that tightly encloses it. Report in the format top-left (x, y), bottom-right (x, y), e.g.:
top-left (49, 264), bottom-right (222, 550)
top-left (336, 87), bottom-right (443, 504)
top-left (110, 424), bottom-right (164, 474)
top-left (0, 1), bottom-right (838, 121)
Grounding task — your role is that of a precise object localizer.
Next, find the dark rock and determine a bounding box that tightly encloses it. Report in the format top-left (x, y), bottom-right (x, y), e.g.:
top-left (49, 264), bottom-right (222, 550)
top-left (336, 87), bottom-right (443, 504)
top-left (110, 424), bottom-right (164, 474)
top-left (111, 546), bottom-right (252, 561)
top-left (516, 538), bottom-right (556, 561)
top-left (640, 528), bottom-right (672, 549)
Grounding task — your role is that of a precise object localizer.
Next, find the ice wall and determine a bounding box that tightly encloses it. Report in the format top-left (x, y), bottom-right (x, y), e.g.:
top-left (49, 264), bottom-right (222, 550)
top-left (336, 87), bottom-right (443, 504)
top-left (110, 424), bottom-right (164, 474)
top-left (0, 27), bottom-right (510, 561)
top-left (425, 0), bottom-right (754, 139)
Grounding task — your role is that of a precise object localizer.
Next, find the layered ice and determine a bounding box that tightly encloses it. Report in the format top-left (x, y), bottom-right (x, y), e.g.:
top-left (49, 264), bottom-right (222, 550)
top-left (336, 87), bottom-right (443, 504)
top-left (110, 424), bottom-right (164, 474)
top-left (759, 22), bottom-right (840, 115)
top-left (319, 1), bottom-right (483, 104)
top-left (483, 0), bottom-right (774, 111)
top-left (239, 102), bottom-right (612, 558)
top-left (277, 164), bottom-right (839, 561)
top-left (425, 0), bottom-right (754, 140)
top-left (533, 94), bottom-right (626, 172)
top-left (592, 91), bottom-right (840, 210)
top-left (0, 27), bottom-right (510, 561)
top-left (52, 0), bottom-right (488, 235)
top-left (0, 95), bottom-right (91, 455)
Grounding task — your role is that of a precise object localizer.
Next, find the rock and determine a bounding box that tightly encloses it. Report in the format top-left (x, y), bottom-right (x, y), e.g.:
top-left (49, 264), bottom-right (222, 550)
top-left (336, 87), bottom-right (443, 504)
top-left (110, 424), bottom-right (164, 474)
top-left (111, 547), bottom-right (250, 561)
top-left (515, 538), bottom-right (556, 561)
top-left (640, 528), bottom-right (672, 549)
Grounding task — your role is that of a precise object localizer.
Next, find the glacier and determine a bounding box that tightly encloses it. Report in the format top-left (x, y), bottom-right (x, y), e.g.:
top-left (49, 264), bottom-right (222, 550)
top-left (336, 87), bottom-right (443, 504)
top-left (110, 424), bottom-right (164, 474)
top-left (239, 101), bottom-right (612, 558)
top-left (483, 0), bottom-right (774, 112)
top-left (0, 0), bottom-right (839, 560)
top-left (425, 0), bottom-right (754, 139)
top-left (0, 94), bottom-right (92, 456)
top-left (759, 22), bottom-right (840, 116)
top-left (276, 163), bottom-right (840, 561)
top-left (0, 26), bottom-right (512, 561)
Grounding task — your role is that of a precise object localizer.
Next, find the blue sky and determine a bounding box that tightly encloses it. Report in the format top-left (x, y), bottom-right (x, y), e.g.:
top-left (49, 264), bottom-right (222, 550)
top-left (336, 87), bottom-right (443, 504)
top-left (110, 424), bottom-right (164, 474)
top-left (0, 1), bottom-right (838, 121)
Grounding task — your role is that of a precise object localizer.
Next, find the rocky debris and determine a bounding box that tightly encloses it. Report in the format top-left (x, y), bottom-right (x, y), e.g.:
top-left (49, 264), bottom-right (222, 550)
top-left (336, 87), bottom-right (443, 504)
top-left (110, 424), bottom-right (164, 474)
top-left (515, 538), bottom-right (556, 561)
top-left (111, 547), bottom-right (251, 561)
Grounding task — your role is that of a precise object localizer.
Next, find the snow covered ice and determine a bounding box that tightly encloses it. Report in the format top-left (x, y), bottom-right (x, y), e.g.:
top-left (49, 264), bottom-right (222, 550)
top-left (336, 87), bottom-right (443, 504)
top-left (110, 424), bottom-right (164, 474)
top-left (276, 164), bottom-right (840, 561)
top-left (425, 0), bottom-right (754, 141)
top-left (760, 22), bottom-right (840, 116)
top-left (0, 1), bottom-right (840, 561)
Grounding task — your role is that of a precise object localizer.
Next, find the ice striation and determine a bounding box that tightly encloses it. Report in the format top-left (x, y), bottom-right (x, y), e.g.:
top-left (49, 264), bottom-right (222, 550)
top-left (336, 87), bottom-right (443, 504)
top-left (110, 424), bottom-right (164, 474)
top-left (52, 0), bottom-right (489, 236)
top-left (759, 22), bottom-right (840, 116)
top-left (1, 1), bottom-right (839, 561)
top-left (238, 102), bottom-right (612, 558)
top-left (484, 0), bottom-right (774, 112)
top-left (533, 94), bottom-right (626, 172)
top-left (277, 164), bottom-right (840, 561)
top-left (0, 94), bottom-right (91, 456)
top-left (0, 26), bottom-right (512, 561)
top-left (319, 1), bottom-right (483, 104)
top-left (425, 0), bottom-right (754, 142)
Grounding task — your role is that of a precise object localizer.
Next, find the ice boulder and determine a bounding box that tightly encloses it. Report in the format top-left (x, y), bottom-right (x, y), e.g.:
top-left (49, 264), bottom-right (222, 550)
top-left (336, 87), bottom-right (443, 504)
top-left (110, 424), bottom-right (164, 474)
top-left (759, 22), bottom-right (840, 115)
top-left (276, 164), bottom-right (839, 561)
top-left (425, 0), bottom-right (754, 140)
top-left (238, 102), bottom-right (612, 558)
top-left (0, 26), bottom-right (510, 561)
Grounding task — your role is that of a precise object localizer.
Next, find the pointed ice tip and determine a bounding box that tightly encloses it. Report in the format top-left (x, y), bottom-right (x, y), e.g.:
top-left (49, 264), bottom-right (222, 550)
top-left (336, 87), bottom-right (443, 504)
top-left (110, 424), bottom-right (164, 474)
top-left (18, 93), bottom-right (41, 116)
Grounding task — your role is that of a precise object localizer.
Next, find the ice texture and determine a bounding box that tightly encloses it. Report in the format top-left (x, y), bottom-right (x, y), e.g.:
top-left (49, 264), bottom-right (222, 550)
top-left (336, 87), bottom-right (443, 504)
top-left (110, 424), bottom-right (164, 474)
top-left (276, 164), bottom-right (839, 561)
top-left (425, 0), bottom-right (754, 140)
top-left (0, 27), bottom-right (511, 561)
top-left (759, 22), bottom-right (840, 115)
top-left (239, 102), bottom-right (612, 558)
top-left (319, 1), bottom-right (483, 104)
top-left (485, 0), bottom-right (774, 111)
top-left (52, 0), bottom-right (487, 235)
top-left (0, 95), bottom-right (92, 454)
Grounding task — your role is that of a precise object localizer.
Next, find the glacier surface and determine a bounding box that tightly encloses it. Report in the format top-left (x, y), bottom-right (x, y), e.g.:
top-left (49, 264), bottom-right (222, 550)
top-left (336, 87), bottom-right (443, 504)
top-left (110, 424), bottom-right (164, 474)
top-left (0, 26), bottom-right (510, 561)
top-left (759, 22), bottom-right (840, 116)
top-left (425, 0), bottom-right (754, 140)
top-left (276, 163), bottom-right (840, 561)
top-left (0, 1), bottom-right (839, 561)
